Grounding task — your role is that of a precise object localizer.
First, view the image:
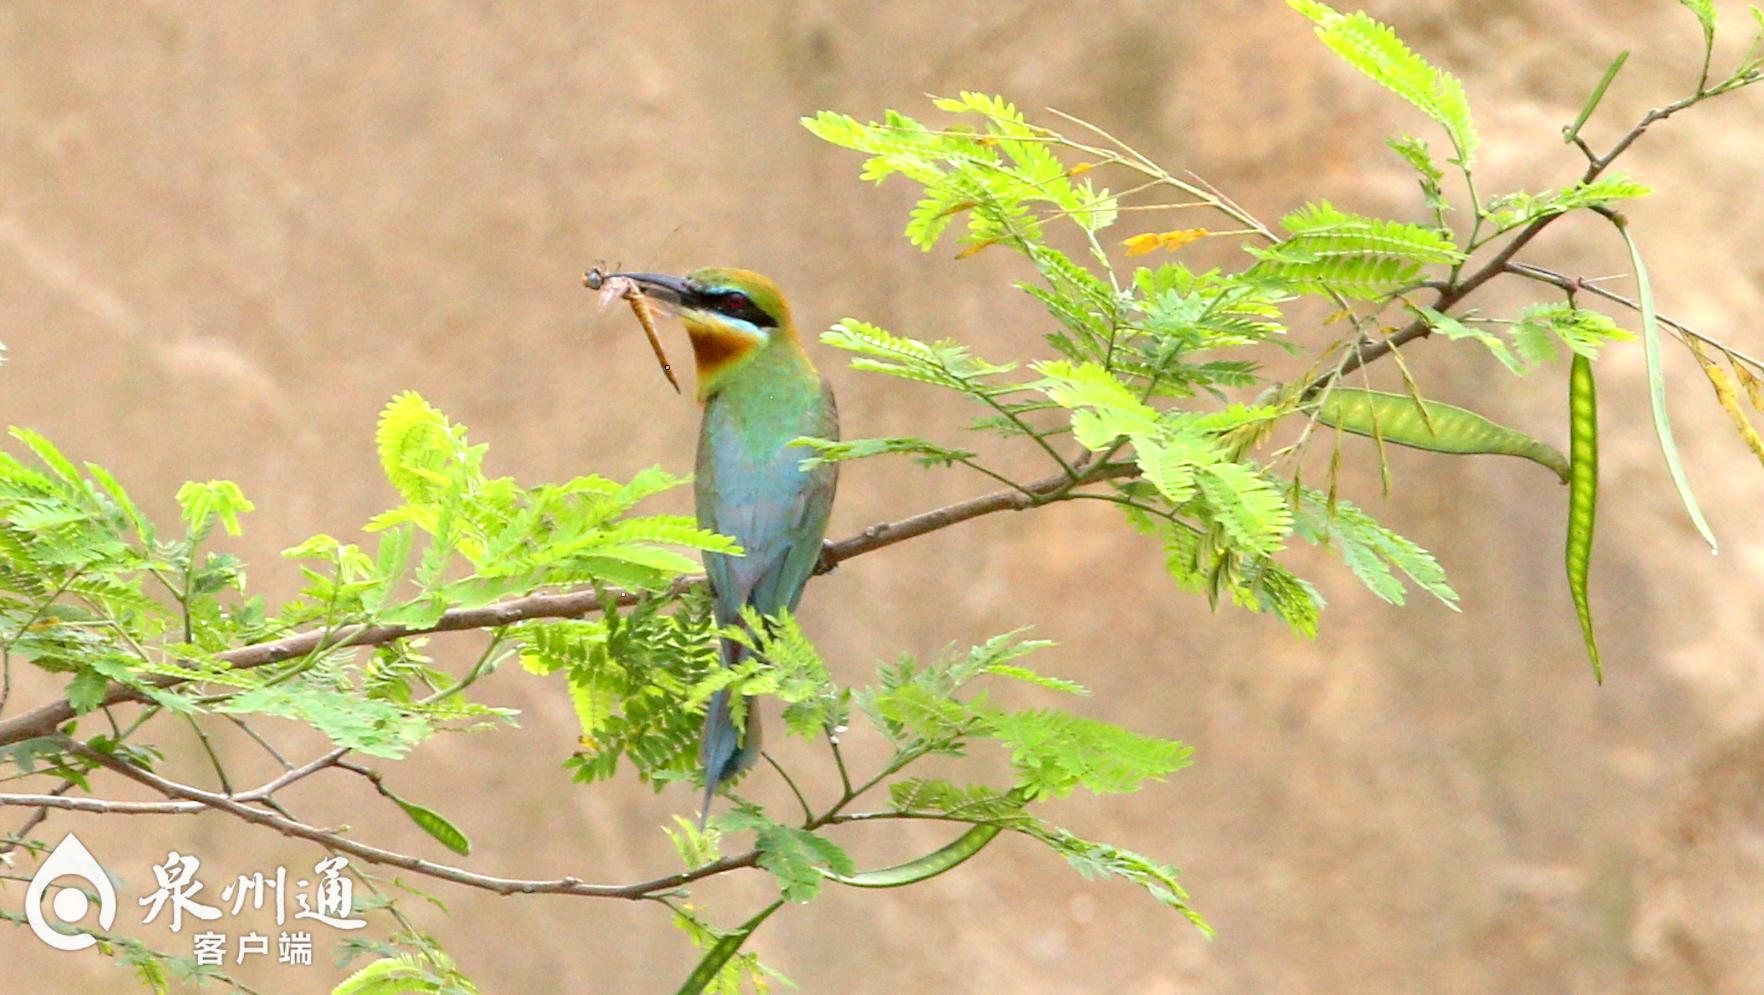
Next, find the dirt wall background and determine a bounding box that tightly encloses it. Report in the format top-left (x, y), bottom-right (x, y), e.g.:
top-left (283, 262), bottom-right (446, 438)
top-left (2, 1), bottom-right (1762, 992)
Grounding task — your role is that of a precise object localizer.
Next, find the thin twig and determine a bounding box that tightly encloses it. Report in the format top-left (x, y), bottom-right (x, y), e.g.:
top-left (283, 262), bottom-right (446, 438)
top-left (828, 737), bottom-right (854, 798)
top-left (184, 714), bottom-right (234, 795)
top-left (248, 747), bottom-right (350, 798)
top-left (1504, 261), bottom-right (1764, 372)
top-left (760, 751), bottom-right (814, 826)
top-left (228, 716), bottom-right (294, 770)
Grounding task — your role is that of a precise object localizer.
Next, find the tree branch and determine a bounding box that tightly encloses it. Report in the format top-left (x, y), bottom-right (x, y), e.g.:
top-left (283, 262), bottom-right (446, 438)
top-left (19, 698), bottom-right (937, 905)
top-left (0, 463), bottom-right (1143, 750)
top-left (0, 793), bottom-right (205, 815)
top-left (1302, 78), bottom-right (1757, 400)
top-left (57, 739), bottom-right (762, 900)
top-left (0, 745), bottom-right (348, 818)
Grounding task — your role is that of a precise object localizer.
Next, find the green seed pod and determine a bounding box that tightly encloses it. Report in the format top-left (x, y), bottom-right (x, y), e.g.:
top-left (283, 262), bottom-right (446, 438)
top-left (1567, 354), bottom-right (1601, 682)
top-left (1315, 388), bottom-right (1569, 483)
top-left (823, 824), bottom-right (1003, 889)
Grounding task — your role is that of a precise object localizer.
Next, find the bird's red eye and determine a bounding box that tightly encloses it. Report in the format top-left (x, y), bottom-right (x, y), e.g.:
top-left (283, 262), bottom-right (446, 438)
top-left (721, 291), bottom-right (751, 311)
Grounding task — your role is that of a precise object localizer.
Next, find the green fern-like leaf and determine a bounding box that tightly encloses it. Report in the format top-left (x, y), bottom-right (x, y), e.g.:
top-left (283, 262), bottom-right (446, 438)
top-left (823, 320), bottom-right (1017, 395)
top-left (1294, 489), bottom-right (1458, 608)
top-left (791, 436), bottom-right (976, 470)
top-left (1247, 250), bottom-right (1427, 300)
top-left (987, 708), bottom-right (1193, 796)
top-left (1020, 823), bottom-right (1210, 933)
top-left (1134, 434), bottom-right (1216, 504)
top-left (718, 808), bottom-right (855, 903)
top-left (907, 175), bottom-right (986, 250)
top-left (1277, 201), bottom-right (1462, 263)
top-left (375, 392), bottom-right (462, 505)
top-left (1413, 306), bottom-right (1523, 374)
top-left (1485, 175), bottom-right (1651, 232)
top-left (1289, 0), bottom-right (1479, 162)
top-left (218, 683), bottom-right (434, 759)
top-left (889, 777), bottom-right (1033, 823)
top-left (1248, 201), bottom-right (1461, 298)
top-left (1194, 461), bottom-right (1293, 555)
top-left (1516, 303), bottom-right (1634, 361)
top-left (175, 480), bottom-right (255, 537)
top-left (1387, 135), bottom-right (1450, 214)
top-left (1036, 360), bottom-right (1159, 447)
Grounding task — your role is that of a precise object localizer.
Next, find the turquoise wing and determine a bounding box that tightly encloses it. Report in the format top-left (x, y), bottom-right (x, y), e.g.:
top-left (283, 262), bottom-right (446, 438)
top-left (695, 378), bottom-right (838, 623)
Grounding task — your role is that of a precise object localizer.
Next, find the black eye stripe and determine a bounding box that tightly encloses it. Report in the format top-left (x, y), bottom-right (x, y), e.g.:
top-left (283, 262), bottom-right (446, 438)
top-left (694, 287), bottom-right (777, 328)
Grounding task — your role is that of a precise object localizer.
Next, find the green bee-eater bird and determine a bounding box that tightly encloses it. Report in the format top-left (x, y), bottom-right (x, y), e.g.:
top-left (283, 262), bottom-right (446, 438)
top-left (611, 268), bottom-right (838, 824)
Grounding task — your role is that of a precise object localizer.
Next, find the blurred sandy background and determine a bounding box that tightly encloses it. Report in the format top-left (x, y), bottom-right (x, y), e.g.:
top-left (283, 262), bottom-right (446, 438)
top-left (3, 1), bottom-right (1763, 992)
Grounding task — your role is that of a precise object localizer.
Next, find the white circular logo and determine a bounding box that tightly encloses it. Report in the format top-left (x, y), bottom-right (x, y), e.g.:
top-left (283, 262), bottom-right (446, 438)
top-left (24, 833), bottom-right (117, 951)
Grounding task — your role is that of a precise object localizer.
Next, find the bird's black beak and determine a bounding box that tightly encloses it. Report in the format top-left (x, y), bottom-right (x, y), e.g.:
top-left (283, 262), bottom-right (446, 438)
top-left (612, 272), bottom-right (693, 310)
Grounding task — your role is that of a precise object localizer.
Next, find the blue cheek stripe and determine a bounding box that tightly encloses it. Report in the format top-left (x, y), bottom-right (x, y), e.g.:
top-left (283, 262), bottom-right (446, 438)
top-left (697, 313), bottom-right (767, 342)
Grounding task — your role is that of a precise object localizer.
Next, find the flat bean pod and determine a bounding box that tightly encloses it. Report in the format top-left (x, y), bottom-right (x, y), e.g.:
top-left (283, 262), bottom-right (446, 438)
top-left (822, 823), bottom-right (1003, 889)
top-left (1567, 354), bottom-right (1601, 682)
top-left (1316, 388), bottom-right (1569, 483)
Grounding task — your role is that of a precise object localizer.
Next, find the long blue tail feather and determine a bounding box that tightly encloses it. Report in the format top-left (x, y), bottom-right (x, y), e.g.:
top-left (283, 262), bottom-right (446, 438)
top-left (698, 640), bottom-right (761, 828)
